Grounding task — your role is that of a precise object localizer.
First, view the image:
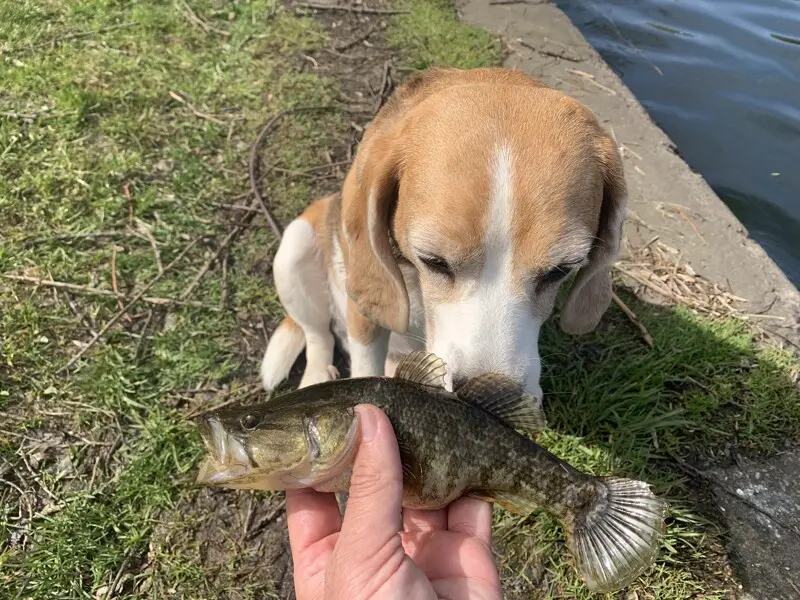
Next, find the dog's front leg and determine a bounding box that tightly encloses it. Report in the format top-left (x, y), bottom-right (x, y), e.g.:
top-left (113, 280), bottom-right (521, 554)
top-left (346, 300), bottom-right (390, 377)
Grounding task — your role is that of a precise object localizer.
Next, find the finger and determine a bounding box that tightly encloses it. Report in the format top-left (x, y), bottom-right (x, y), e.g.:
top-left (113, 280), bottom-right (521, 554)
top-left (401, 530), bottom-right (500, 588)
top-left (337, 404), bottom-right (404, 554)
top-left (286, 487), bottom-right (342, 555)
top-left (403, 507), bottom-right (447, 533)
top-left (447, 496), bottom-right (493, 547)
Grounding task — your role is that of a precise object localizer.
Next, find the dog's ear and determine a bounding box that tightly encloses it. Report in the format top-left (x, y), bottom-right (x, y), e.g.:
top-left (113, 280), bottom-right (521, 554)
top-left (560, 134), bottom-right (627, 335)
top-left (341, 125), bottom-right (409, 333)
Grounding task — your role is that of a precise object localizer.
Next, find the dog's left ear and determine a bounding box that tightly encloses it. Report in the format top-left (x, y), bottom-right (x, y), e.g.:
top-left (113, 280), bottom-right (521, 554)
top-left (560, 134), bottom-right (627, 335)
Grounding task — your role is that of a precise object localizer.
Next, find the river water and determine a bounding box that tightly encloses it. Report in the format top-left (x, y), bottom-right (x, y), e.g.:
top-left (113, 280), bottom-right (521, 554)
top-left (556, 0), bottom-right (800, 286)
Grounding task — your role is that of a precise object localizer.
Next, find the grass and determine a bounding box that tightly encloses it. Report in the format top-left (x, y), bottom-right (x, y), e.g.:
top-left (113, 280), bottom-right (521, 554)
top-left (1, 0), bottom-right (798, 599)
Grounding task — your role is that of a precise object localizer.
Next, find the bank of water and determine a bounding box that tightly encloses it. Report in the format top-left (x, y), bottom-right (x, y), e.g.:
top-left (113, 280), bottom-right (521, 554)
top-left (557, 0), bottom-right (800, 286)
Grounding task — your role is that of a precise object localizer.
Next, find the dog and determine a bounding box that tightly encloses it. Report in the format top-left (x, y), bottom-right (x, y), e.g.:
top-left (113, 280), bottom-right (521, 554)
top-left (260, 66), bottom-right (626, 403)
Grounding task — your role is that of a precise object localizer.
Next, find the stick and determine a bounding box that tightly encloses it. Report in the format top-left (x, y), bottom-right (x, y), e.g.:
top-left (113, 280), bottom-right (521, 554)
top-left (518, 40), bottom-right (582, 63)
top-left (220, 252), bottom-right (229, 309)
top-left (249, 106), bottom-right (337, 240)
top-left (23, 231), bottom-right (142, 246)
top-left (176, 0), bottom-right (230, 36)
top-left (168, 90), bottom-right (226, 124)
top-left (123, 184), bottom-right (134, 227)
top-left (180, 226), bottom-right (243, 301)
top-left (2, 275), bottom-right (219, 311)
top-left (567, 69), bottom-right (617, 96)
top-left (133, 309), bottom-right (155, 361)
top-left (104, 545), bottom-right (137, 600)
top-left (33, 22), bottom-right (137, 48)
top-left (110, 246), bottom-right (125, 311)
top-left (611, 291), bottom-right (654, 348)
top-left (334, 23), bottom-right (383, 52)
top-left (58, 238), bottom-right (201, 373)
top-left (294, 3), bottom-right (410, 15)
top-left (374, 61), bottom-right (392, 114)
top-left (668, 203), bottom-right (708, 245)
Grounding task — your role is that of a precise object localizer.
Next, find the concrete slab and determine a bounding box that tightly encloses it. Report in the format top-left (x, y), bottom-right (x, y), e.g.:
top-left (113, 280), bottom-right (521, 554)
top-left (456, 0), bottom-right (800, 346)
top-left (710, 452), bottom-right (800, 600)
top-left (454, 1), bottom-right (800, 597)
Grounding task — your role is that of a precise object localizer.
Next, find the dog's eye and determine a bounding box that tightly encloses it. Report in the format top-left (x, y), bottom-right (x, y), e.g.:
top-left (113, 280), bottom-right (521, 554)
top-left (241, 415), bottom-right (259, 430)
top-left (419, 254), bottom-right (454, 278)
top-left (540, 265), bottom-right (573, 286)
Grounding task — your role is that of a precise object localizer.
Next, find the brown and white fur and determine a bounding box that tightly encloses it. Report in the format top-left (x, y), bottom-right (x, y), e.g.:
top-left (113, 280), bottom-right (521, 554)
top-left (260, 67), bottom-right (626, 404)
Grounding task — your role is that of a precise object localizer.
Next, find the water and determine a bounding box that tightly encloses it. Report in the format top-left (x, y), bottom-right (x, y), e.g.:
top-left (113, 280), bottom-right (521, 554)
top-left (555, 0), bottom-right (800, 287)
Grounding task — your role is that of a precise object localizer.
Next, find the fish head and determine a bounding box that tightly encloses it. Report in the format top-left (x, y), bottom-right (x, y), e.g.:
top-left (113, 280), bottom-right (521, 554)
top-left (195, 402), bottom-right (358, 490)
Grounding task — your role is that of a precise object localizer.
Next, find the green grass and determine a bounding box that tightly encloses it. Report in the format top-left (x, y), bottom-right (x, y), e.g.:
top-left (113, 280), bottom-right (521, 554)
top-left (1, 0), bottom-right (798, 598)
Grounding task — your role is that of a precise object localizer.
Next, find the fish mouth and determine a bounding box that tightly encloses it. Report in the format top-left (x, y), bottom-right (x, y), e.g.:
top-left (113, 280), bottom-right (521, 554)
top-left (195, 417), bottom-right (255, 487)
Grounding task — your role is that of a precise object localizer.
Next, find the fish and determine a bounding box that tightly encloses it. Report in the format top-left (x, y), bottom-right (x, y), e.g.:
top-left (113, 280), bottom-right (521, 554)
top-left (195, 350), bottom-right (668, 593)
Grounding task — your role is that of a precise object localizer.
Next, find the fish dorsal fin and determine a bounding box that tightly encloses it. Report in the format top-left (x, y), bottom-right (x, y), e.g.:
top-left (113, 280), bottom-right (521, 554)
top-left (456, 373), bottom-right (546, 434)
top-left (394, 350), bottom-right (447, 388)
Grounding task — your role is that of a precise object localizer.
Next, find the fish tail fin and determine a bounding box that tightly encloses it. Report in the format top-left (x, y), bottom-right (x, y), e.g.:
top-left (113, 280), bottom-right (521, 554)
top-left (260, 316), bottom-right (305, 392)
top-left (568, 477), bottom-right (668, 594)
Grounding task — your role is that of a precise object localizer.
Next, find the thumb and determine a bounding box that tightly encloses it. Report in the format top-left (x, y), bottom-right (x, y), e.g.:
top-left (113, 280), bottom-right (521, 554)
top-left (336, 404), bottom-right (404, 554)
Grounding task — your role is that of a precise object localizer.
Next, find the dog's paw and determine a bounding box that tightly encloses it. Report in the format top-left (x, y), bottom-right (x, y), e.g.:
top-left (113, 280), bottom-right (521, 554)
top-left (299, 365), bottom-right (338, 389)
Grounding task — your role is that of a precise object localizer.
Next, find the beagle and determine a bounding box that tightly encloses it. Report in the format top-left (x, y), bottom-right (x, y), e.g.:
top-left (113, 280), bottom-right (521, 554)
top-left (260, 67), bottom-right (626, 403)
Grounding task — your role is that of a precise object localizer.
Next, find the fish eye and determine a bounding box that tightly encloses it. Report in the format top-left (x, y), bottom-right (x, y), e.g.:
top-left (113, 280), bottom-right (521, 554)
top-left (240, 414), bottom-right (259, 430)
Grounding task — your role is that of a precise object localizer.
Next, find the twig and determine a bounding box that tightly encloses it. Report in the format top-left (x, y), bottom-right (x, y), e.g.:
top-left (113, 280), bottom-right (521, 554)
top-left (671, 456), bottom-right (800, 542)
top-left (110, 246), bottom-right (125, 312)
top-left (668, 203), bottom-right (708, 245)
top-left (518, 40), bottom-right (582, 63)
top-left (180, 226), bottom-right (243, 301)
top-left (32, 22), bottom-right (137, 49)
top-left (58, 238), bottom-right (201, 373)
top-left (614, 265), bottom-right (682, 302)
top-left (140, 226), bottom-right (164, 275)
top-left (611, 291), bottom-right (654, 348)
top-left (184, 383), bottom-right (263, 418)
top-left (220, 252), bottom-right (229, 309)
top-left (104, 545), bottom-right (137, 600)
top-left (211, 202), bottom-right (260, 212)
top-left (176, 0), bottom-right (230, 36)
top-left (241, 495), bottom-right (255, 542)
top-left (65, 294), bottom-right (100, 337)
top-left (2, 275), bottom-right (220, 311)
top-left (246, 498), bottom-right (287, 541)
top-left (168, 90), bottom-right (226, 124)
top-left (567, 69), bottom-right (617, 96)
top-left (295, 3), bottom-right (410, 15)
top-left (134, 310), bottom-right (155, 361)
top-left (249, 106), bottom-right (338, 240)
top-left (123, 184), bottom-right (134, 227)
top-left (23, 231), bottom-right (142, 246)
top-left (260, 315), bottom-right (270, 346)
top-left (334, 23), bottom-right (383, 52)
top-left (374, 61), bottom-right (392, 114)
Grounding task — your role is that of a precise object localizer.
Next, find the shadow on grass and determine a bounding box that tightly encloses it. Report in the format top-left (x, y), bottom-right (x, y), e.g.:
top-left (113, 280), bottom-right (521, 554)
top-left (493, 286), bottom-right (799, 598)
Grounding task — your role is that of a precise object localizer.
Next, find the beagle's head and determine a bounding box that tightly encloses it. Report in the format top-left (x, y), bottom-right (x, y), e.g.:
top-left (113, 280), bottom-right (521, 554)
top-left (342, 68), bottom-right (626, 402)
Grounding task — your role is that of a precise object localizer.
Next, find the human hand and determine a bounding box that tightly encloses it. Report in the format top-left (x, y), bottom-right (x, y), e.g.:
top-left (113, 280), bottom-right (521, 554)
top-left (287, 404), bottom-right (502, 600)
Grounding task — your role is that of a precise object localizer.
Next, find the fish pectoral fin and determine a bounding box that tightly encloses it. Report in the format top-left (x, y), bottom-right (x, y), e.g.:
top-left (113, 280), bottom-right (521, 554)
top-left (394, 350), bottom-right (447, 388)
top-left (456, 374), bottom-right (546, 434)
top-left (467, 490), bottom-right (538, 514)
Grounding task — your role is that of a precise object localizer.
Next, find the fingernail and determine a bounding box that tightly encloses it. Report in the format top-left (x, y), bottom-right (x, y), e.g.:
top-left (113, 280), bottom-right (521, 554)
top-left (356, 405), bottom-right (378, 443)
